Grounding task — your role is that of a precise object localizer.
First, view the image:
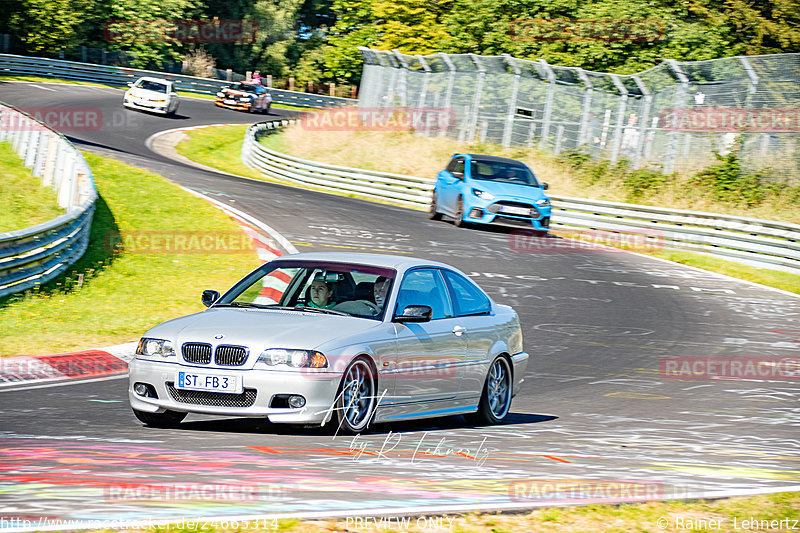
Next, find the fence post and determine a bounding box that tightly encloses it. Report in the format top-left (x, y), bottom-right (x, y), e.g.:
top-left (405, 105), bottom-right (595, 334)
top-left (538, 59), bottom-right (556, 151)
top-left (632, 76), bottom-right (651, 169)
top-left (393, 50), bottom-right (409, 108)
top-left (576, 68), bottom-right (593, 146)
top-left (609, 74), bottom-right (628, 163)
top-left (440, 53), bottom-right (456, 138)
top-left (664, 59), bottom-right (690, 174)
top-left (416, 55), bottom-right (432, 131)
top-left (468, 54), bottom-right (486, 143)
top-left (502, 54), bottom-right (521, 148)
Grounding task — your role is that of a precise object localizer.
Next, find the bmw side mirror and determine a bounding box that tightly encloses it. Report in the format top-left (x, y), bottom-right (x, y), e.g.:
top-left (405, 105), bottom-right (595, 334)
top-left (542, 182), bottom-right (549, 190)
top-left (394, 305), bottom-right (432, 323)
top-left (202, 290), bottom-right (220, 307)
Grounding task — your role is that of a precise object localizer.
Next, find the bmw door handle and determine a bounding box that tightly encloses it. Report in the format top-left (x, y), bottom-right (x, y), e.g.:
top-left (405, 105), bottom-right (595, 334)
top-left (452, 325), bottom-right (466, 337)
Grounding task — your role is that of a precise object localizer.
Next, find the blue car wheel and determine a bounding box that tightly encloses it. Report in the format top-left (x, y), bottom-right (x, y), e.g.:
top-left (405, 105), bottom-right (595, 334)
top-left (454, 196), bottom-right (468, 228)
top-left (429, 191), bottom-right (443, 221)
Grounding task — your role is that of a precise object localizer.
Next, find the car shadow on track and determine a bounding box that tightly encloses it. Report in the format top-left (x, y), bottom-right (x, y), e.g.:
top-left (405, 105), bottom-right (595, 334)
top-left (157, 412), bottom-right (558, 436)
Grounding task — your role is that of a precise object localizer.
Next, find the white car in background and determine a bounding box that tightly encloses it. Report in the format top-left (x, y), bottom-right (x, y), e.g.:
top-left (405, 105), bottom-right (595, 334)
top-left (123, 77), bottom-right (179, 116)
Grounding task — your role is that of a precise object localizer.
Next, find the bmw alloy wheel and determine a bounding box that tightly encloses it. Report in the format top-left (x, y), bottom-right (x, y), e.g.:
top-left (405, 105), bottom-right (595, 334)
top-left (336, 358), bottom-right (377, 433)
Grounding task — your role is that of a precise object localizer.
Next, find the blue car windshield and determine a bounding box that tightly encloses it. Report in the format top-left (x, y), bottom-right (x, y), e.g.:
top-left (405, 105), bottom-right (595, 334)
top-left (470, 160), bottom-right (540, 187)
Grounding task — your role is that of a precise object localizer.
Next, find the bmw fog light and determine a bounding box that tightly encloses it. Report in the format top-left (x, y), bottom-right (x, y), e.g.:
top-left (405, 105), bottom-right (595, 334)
top-left (288, 395), bottom-right (306, 408)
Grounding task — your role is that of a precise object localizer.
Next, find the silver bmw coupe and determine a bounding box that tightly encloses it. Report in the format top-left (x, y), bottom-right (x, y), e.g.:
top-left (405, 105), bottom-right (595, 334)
top-left (129, 253), bottom-right (529, 433)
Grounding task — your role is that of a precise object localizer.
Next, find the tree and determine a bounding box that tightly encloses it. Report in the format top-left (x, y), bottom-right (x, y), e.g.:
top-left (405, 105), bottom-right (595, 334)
top-left (10, 0), bottom-right (96, 55)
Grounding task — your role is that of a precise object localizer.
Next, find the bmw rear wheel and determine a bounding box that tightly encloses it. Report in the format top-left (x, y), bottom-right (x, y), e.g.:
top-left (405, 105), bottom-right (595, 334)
top-left (335, 357), bottom-right (377, 434)
top-left (428, 191), bottom-right (443, 220)
top-left (471, 356), bottom-right (512, 424)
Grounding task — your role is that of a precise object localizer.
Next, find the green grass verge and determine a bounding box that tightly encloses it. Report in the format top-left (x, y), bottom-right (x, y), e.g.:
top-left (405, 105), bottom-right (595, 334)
top-left (77, 492), bottom-right (799, 532)
top-left (649, 249), bottom-right (800, 295)
top-left (0, 152), bottom-right (261, 356)
top-left (0, 140), bottom-right (63, 232)
top-left (176, 125), bottom-right (423, 210)
top-left (175, 124), bottom-right (262, 179)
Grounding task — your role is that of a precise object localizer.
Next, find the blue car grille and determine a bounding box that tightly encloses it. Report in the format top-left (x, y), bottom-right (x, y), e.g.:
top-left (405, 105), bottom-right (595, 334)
top-left (487, 201), bottom-right (540, 218)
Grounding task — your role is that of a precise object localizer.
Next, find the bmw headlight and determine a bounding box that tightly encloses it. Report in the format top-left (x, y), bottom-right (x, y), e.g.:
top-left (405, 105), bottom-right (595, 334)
top-left (216, 92), bottom-right (225, 97)
top-left (472, 188), bottom-right (495, 200)
top-left (258, 348), bottom-right (328, 368)
top-left (536, 198), bottom-right (551, 207)
top-left (136, 338), bottom-right (176, 358)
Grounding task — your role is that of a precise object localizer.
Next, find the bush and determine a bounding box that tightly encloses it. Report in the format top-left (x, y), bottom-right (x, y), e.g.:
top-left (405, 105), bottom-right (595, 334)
top-left (182, 48), bottom-right (216, 78)
top-left (691, 151), bottom-right (766, 207)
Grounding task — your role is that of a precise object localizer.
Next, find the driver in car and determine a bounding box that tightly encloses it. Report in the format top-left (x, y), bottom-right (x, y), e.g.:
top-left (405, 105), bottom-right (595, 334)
top-left (308, 277), bottom-right (337, 309)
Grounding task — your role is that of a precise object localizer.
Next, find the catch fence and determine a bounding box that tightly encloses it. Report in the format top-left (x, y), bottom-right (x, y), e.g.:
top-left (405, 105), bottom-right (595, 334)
top-left (358, 49), bottom-right (800, 183)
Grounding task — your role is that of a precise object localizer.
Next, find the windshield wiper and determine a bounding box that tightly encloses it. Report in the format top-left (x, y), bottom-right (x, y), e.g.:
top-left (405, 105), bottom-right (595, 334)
top-left (213, 302), bottom-right (272, 309)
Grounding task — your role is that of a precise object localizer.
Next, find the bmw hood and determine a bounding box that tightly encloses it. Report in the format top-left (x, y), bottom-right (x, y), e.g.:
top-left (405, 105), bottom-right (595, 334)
top-left (471, 180), bottom-right (549, 202)
top-left (144, 307), bottom-right (380, 352)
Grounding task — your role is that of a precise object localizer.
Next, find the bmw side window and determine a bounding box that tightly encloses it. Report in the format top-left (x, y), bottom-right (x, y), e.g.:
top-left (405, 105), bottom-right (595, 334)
top-left (396, 269), bottom-right (453, 320)
top-left (443, 270), bottom-right (491, 316)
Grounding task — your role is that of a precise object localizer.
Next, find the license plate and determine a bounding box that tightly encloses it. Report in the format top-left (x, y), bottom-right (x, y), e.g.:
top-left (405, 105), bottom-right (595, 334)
top-left (223, 99), bottom-right (236, 105)
top-left (500, 205), bottom-right (530, 216)
top-left (176, 371), bottom-right (242, 393)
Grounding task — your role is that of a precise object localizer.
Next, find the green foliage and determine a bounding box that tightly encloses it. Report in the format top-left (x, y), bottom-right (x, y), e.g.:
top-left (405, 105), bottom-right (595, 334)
top-left (691, 150), bottom-right (767, 208)
top-left (10, 0), bottom-right (95, 55)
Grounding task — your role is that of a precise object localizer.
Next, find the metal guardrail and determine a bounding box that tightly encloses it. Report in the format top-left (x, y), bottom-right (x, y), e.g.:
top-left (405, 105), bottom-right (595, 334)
top-left (242, 119), bottom-right (800, 273)
top-left (0, 103), bottom-right (97, 298)
top-left (0, 53), bottom-right (355, 109)
top-left (242, 121), bottom-right (433, 209)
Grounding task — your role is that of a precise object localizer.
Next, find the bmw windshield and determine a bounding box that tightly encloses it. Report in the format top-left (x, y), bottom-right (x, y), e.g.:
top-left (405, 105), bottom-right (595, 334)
top-left (215, 261), bottom-right (396, 320)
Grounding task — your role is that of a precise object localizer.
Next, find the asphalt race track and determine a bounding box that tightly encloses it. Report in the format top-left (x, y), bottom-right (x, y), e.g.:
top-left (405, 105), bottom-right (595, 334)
top-left (1, 81), bottom-right (799, 528)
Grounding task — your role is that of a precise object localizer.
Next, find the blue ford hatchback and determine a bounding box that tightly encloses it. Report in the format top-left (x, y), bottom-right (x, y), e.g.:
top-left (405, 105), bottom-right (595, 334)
top-left (429, 154), bottom-right (552, 233)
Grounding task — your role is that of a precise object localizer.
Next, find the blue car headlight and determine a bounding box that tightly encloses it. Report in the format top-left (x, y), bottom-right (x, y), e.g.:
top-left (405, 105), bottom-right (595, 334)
top-left (536, 198), bottom-right (551, 207)
top-left (472, 188), bottom-right (495, 201)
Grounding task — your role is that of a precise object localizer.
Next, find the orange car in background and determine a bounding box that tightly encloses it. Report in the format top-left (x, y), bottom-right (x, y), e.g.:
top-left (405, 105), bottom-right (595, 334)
top-left (214, 81), bottom-right (272, 113)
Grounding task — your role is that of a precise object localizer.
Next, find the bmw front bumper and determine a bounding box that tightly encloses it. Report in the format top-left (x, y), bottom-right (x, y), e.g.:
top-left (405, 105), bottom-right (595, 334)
top-left (128, 358), bottom-right (343, 424)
